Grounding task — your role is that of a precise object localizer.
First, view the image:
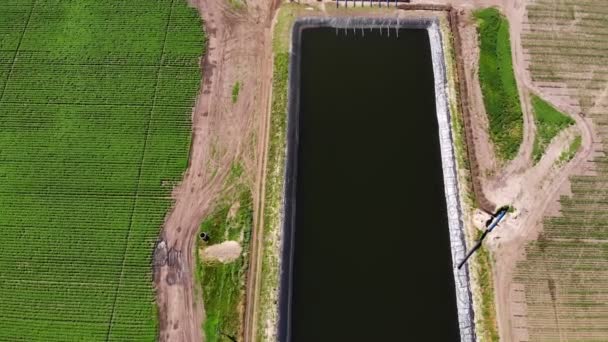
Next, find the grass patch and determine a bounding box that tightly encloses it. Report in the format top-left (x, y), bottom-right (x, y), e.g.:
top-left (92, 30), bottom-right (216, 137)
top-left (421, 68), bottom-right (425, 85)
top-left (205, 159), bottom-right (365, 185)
top-left (474, 7), bottom-right (523, 161)
top-left (229, 160), bottom-right (244, 180)
top-left (228, 0), bottom-right (246, 10)
top-left (256, 50), bottom-right (289, 342)
top-left (196, 185), bottom-right (253, 342)
top-left (474, 229), bottom-right (500, 342)
top-left (272, 4), bottom-right (300, 53)
top-left (558, 134), bottom-right (581, 164)
top-left (531, 95), bottom-right (574, 163)
top-left (232, 81), bottom-right (241, 103)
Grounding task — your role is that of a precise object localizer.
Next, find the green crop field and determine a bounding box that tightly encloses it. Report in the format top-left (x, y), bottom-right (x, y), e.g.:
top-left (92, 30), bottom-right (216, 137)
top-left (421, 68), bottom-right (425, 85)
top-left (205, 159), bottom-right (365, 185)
top-left (514, 0), bottom-right (608, 340)
top-left (475, 8), bottom-right (524, 161)
top-left (0, 0), bottom-right (203, 340)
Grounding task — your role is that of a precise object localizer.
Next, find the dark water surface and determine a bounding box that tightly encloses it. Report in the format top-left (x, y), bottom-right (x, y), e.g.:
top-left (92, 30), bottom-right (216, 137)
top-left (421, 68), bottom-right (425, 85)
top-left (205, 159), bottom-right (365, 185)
top-left (290, 27), bottom-right (460, 341)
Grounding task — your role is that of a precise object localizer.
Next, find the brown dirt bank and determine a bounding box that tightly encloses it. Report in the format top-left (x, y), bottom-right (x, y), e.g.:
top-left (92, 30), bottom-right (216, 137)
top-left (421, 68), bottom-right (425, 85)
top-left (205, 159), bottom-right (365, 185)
top-left (154, 0), bottom-right (278, 340)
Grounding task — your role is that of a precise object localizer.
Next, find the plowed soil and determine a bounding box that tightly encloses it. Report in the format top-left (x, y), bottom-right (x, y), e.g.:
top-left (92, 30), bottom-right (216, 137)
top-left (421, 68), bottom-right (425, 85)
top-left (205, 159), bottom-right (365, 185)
top-left (421, 0), bottom-right (595, 341)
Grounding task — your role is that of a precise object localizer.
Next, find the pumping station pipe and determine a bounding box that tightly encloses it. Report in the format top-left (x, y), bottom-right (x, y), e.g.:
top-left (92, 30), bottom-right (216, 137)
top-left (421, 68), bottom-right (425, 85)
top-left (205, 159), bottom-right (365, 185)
top-left (457, 207), bottom-right (508, 270)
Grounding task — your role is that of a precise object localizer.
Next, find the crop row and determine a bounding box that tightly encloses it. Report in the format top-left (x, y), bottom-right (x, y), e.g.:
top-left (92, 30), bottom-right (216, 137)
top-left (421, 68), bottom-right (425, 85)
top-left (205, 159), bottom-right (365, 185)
top-left (514, 0), bottom-right (608, 340)
top-left (0, 0), bottom-right (204, 340)
top-left (0, 1), bottom-right (201, 63)
top-left (0, 65), bottom-right (199, 106)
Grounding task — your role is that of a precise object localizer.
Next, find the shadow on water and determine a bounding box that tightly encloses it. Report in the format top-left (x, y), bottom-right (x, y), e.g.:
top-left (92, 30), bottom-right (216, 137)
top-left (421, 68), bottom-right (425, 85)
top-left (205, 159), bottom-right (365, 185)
top-left (285, 27), bottom-right (461, 341)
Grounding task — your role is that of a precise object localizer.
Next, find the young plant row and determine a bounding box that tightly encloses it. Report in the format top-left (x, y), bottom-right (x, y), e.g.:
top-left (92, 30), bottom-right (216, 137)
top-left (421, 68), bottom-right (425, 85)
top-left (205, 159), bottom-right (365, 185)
top-left (0, 0), bottom-right (204, 340)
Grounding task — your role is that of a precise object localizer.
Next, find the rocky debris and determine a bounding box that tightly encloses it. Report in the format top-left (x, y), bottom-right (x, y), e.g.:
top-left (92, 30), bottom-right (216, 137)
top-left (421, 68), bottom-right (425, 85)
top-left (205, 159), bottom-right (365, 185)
top-left (167, 249), bottom-right (181, 267)
top-left (153, 240), bottom-right (183, 286)
top-left (154, 240), bottom-right (168, 266)
top-left (154, 240), bottom-right (183, 268)
top-left (431, 19), bottom-right (476, 342)
top-left (166, 270), bottom-right (178, 286)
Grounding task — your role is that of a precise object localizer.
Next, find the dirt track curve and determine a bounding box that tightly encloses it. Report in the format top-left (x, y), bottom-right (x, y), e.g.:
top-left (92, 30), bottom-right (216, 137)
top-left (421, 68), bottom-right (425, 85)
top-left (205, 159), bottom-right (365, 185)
top-left (154, 0), bottom-right (277, 340)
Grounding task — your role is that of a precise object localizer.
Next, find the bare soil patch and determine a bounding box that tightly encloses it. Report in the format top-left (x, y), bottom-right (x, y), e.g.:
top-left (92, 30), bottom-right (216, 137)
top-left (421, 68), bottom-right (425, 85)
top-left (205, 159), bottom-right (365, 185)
top-left (201, 241), bottom-right (243, 263)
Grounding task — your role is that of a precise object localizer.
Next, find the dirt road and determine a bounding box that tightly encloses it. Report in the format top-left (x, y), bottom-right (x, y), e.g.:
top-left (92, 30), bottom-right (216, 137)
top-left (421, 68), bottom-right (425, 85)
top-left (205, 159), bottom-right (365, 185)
top-left (154, 0), bottom-right (277, 340)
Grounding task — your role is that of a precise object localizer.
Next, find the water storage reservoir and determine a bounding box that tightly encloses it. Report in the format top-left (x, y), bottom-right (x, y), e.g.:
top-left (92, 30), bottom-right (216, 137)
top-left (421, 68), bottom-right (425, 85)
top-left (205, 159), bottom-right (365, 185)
top-left (280, 20), bottom-right (462, 342)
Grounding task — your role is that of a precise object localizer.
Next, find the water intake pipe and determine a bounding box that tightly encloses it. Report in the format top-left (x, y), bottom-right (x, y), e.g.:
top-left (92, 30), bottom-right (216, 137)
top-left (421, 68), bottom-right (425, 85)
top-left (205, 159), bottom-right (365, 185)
top-left (457, 207), bottom-right (508, 270)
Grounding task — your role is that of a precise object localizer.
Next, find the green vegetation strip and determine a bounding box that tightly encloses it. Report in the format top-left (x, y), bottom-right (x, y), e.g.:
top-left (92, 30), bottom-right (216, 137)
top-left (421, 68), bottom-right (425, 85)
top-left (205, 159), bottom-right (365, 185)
top-left (228, 0), bottom-right (245, 10)
top-left (196, 174), bottom-right (252, 342)
top-left (232, 81), bottom-right (241, 103)
top-left (0, 0), bottom-right (204, 340)
top-left (474, 231), bottom-right (500, 342)
top-left (257, 46), bottom-right (289, 342)
top-left (531, 95), bottom-right (574, 163)
top-left (255, 4), bottom-right (301, 341)
top-left (558, 135), bottom-right (581, 164)
top-left (474, 8), bottom-right (523, 161)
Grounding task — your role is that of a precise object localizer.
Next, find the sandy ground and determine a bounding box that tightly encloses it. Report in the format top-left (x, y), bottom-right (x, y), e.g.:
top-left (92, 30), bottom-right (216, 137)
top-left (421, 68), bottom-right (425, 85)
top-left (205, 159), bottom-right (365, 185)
top-left (153, 0), bottom-right (278, 340)
top-left (419, 0), bottom-right (597, 341)
top-left (201, 241), bottom-right (243, 263)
